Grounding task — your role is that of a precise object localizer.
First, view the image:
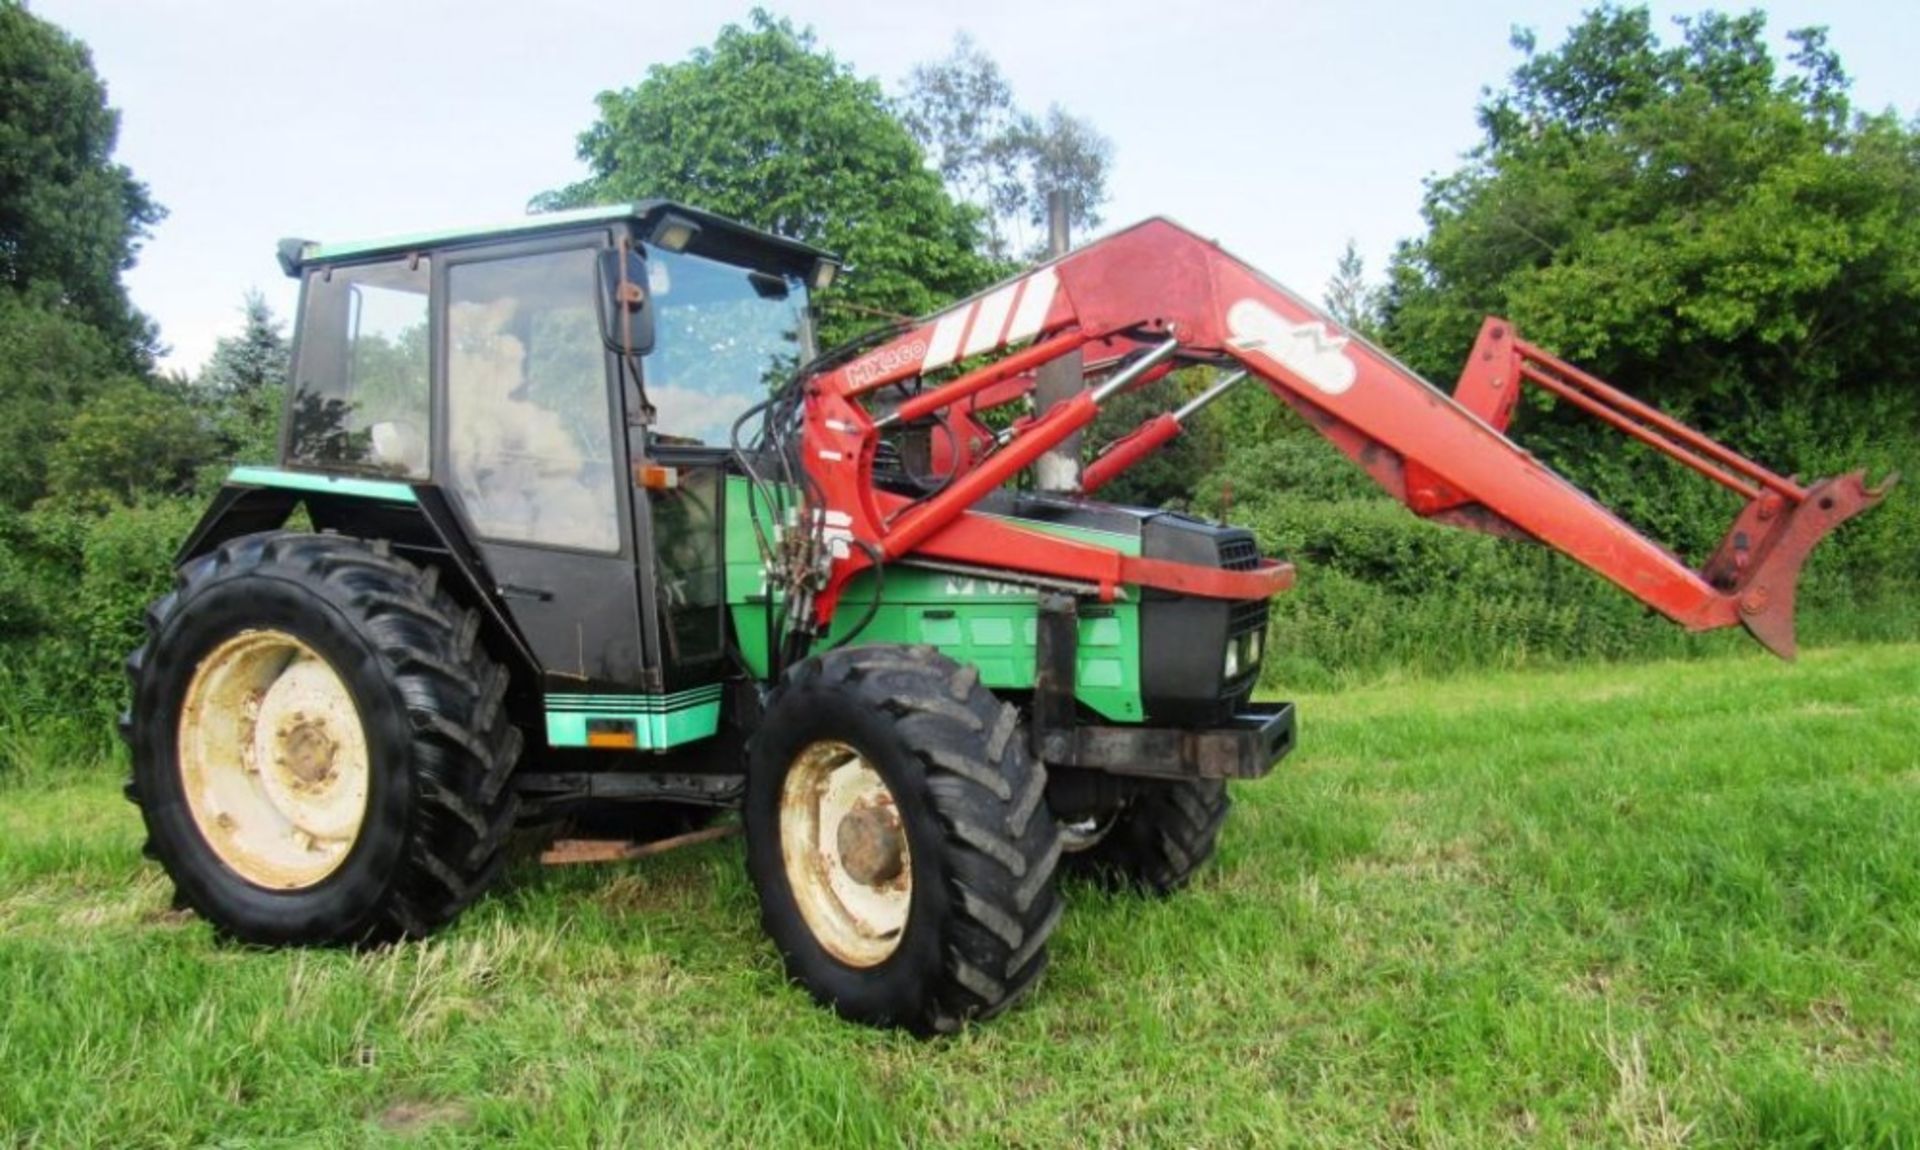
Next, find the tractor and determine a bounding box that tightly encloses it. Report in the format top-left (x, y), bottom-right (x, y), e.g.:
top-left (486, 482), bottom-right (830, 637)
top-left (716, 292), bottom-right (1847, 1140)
top-left (124, 202), bottom-right (1887, 1034)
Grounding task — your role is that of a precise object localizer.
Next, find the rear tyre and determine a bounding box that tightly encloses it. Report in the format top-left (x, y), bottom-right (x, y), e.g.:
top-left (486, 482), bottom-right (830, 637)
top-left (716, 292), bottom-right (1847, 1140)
top-left (745, 645), bottom-right (1063, 1035)
top-left (1060, 778), bottom-right (1230, 896)
top-left (123, 532), bottom-right (523, 945)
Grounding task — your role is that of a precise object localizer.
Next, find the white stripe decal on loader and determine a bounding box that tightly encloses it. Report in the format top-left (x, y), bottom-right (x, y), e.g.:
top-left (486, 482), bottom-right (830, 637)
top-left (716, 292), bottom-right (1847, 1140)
top-left (918, 267), bottom-right (1060, 374)
top-left (1005, 267), bottom-right (1057, 342)
top-left (961, 282), bottom-right (1020, 357)
top-left (923, 309), bottom-right (969, 372)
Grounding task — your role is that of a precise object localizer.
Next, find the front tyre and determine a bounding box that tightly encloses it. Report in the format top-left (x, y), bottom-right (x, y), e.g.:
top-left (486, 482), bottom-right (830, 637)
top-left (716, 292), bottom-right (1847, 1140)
top-left (745, 646), bottom-right (1063, 1035)
top-left (1060, 778), bottom-right (1231, 896)
top-left (124, 532), bottom-right (523, 945)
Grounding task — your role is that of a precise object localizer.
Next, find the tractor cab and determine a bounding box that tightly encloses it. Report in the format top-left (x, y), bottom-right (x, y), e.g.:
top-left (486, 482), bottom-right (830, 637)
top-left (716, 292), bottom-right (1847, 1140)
top-left (218, 204), bottom-right (838, 730)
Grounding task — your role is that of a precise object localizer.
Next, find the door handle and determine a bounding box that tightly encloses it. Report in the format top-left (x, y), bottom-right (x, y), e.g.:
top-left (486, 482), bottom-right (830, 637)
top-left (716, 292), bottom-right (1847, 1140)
top-left (497, 583), bottom-right (554, 602)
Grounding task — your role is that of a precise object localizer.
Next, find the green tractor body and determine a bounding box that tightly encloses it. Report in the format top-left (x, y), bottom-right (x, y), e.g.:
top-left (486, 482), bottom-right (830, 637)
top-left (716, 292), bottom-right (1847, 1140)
top-left (129, 203), bottom-right (1291, 1034)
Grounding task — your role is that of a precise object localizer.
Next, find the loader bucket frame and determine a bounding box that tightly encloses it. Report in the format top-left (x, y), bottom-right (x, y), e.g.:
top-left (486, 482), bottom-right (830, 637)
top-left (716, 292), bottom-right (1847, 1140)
top-left (1425, 318), bottom-right (1894, 658)
top-left (780, 217), bottom-right (1890, 659)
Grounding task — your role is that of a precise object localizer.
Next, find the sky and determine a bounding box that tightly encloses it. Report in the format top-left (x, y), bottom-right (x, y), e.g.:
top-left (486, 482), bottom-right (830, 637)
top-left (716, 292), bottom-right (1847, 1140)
top-left (34, 0), bottom-right (1920, 377)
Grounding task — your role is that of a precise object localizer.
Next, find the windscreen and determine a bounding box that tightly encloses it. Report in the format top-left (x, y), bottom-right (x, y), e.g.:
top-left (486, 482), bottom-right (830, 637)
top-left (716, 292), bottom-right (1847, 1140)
top-left (642, 246), bottom-right (809, 448)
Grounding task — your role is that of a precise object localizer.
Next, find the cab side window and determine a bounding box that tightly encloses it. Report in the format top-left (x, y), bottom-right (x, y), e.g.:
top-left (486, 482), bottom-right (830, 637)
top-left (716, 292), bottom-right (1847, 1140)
top-left (287, 258), bottom-right (431, 477)
top-left (445, 247), bottom-right (619, 553)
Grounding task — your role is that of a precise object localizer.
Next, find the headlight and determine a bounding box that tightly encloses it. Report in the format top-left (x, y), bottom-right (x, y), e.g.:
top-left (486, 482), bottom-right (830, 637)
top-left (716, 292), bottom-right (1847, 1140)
top-left (1224, 643), bottom-right (1241, 679)
top-left (1247, 629), bottom-right (1264, 665)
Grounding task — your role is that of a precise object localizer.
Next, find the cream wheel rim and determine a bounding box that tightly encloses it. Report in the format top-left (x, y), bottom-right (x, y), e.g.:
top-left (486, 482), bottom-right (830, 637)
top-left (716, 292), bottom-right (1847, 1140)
top-left (177, 629), bottom-right (370, 889)
top-left (779, 739), bottom-right (912, 966)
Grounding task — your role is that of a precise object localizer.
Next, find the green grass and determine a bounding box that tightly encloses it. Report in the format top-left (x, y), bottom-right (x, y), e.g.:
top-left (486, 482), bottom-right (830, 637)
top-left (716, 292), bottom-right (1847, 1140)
top-left (3, 644), bottom-right (1918, 1147)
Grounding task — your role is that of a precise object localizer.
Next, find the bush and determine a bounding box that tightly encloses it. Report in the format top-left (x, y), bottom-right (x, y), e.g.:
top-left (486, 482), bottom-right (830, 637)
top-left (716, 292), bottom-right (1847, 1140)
top-left (0, 499), bottom-right (201, 728)
top-left (42, 379), bottom-right (212, 513)
top-left (76, 501), bottom-right (204, 701)
top-left (0, 509), bottom-right (46, 640)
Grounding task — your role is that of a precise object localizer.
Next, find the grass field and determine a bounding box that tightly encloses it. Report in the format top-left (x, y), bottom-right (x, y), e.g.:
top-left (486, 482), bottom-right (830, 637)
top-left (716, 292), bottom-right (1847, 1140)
top-left (2, 643), bottom-right (1917, 1147)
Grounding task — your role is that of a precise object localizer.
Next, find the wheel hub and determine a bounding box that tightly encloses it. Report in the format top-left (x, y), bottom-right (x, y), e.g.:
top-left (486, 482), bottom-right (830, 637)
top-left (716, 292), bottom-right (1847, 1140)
top-left (277, 719), bottom-right (337, 787)
top-left (836, 795), bottom-right (906, 886)
top-left (779, 739), bottom-right (912, 967)
top-left (177, 630), bottom-right (370, 889)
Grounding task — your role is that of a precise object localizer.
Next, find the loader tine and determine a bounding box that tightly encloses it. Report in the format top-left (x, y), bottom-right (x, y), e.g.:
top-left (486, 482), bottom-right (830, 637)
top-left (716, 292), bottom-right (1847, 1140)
top-left (1735, 471), bottom-right (1891, 661)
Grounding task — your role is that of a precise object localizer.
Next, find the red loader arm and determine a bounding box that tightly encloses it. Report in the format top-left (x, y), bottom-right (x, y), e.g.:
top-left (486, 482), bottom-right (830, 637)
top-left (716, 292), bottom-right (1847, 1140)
top-left (793, 218), bottom-right (1892, 658)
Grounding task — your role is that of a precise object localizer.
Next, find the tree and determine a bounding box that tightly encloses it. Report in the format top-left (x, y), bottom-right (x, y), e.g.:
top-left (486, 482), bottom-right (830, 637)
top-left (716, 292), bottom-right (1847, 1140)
top-left (899, 34), bottom-right (1022, 262)
top-left (1001, 105), bottom-right (1112, 252)
top-left (1323, 239), bottom-right (1382, 340)
top-left (1382, 7), bottom-right (1920, 426)
top-left (199, 293), bottom-right (288, 397)
top-left (0, 1), bottom-right (163, 369)
top-left (1375, 5), bottom-right (1920, 577)
top-left (0, 291), bottom-right (124, 508)
top-left (534, 10), bottom-right (992, 344)
top-left (42, 378), bottom-right (210, 512)
top-left (901, 36), bottom-right (1114, 261)
top-left (197, 292), bottom-right (290, 466)
top-left (0, 3), bottom-right (170, 514)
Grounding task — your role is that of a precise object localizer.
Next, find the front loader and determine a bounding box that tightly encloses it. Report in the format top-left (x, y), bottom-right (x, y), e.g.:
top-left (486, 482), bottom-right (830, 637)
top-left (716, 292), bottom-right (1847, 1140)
top-left (124, 202), bottom-right (1889, 1035)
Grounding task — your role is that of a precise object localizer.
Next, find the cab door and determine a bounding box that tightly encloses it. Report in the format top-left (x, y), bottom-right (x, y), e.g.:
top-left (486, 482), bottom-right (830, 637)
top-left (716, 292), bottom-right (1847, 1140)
top-left (435, 237), bottom-right (649, 693)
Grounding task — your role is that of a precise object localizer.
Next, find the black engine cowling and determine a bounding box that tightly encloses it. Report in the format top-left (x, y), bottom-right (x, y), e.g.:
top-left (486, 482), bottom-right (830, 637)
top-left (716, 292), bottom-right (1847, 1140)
top-left (992, 493), bottom-right (1271, 727)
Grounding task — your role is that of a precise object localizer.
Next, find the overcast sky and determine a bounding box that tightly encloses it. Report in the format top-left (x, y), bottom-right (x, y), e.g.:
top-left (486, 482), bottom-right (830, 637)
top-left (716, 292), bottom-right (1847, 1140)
top-left (34, 0), bottom-right (1920, 376)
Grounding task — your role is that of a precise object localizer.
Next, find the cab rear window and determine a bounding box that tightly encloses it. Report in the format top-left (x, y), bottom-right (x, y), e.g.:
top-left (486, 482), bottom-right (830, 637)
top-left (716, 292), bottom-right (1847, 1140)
top-left (286, 258), bottom-right (431, 478)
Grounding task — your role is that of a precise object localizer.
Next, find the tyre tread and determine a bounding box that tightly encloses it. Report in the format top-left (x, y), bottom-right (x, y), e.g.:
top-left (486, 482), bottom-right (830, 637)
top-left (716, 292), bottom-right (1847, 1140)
top-left (751, 644), bottom-right (1064, 1035)
top-left (124, 530), bottom-right (522, 945)
top-left (1064, 777), bottom-right (1231, 896)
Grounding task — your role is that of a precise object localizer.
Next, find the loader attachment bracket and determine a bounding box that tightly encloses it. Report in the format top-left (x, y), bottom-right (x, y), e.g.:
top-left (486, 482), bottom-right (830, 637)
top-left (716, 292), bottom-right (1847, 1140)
top-left (1443, 320), bottom-right (1898, 658)
top-left (1720, 470), bottom-right (1896, 659)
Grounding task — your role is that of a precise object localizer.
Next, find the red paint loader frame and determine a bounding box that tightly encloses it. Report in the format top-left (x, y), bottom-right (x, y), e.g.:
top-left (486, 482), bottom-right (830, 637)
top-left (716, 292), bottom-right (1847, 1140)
top-left (787, 217), bottom-right (1890, 659)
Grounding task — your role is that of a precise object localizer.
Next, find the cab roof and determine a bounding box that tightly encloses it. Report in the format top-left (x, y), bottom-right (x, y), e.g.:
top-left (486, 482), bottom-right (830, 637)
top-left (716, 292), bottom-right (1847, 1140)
top-left (278, 201), bottom-right (838, 282)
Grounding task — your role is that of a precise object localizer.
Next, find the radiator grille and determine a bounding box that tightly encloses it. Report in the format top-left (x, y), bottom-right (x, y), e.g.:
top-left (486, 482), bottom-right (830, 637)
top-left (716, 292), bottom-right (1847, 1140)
top-left (1217, 534), bottom-right (1261, 571)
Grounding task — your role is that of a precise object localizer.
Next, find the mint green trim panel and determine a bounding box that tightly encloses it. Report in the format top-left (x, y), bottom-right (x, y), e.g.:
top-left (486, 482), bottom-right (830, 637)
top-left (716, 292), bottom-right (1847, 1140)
top-left (543, 686), bottom-right (724, 749)
top-left (229, 466), bottom-right (417, 504)
top-left (302, 204), bottom-right (637, 264)
top-left (544, 702), bottom-right (722, 750)
top-left (722, 477), bottom-right (1144, 722)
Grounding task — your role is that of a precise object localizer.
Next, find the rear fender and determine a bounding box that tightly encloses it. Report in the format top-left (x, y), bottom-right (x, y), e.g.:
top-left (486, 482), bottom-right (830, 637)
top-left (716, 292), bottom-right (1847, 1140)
top-left (177, 476), bottom-right (539, 679)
